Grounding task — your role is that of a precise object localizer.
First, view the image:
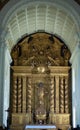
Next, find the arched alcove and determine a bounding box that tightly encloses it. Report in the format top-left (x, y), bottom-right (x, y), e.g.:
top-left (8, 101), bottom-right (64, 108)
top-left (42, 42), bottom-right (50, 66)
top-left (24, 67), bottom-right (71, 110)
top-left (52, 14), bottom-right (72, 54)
top-left (0, 0), bottom-right (80, 129)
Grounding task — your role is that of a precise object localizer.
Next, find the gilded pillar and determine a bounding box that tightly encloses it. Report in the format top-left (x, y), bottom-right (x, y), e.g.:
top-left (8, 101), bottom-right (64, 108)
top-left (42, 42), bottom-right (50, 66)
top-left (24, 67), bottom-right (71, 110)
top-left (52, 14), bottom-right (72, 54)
top-left (49, 77), bottom-right (54, 123)
top-left (50, 77), bottom-right (54, 113)
top-left (64, 76), bottom-right (69, 113)
top-left (12, 75), bottom-right (17, 113)
top-left (27, 77), bottom-right (32, 123)
top-left (55, 76), bottom-right (59, 113)
top-left (27, 78), bottom-right (32, 113)
top-left (60, 77), bottom-right (64, 113)
top-left (17, 76), bottom-right (22, 113)
top-left (22, 76), bottom-right (27, 113)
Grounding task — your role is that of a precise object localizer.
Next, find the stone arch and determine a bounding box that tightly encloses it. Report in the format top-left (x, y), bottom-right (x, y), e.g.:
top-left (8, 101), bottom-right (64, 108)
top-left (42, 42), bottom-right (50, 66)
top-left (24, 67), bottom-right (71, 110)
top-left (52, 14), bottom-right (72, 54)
top-left (1, 0), bottom-right (80, 30)
top-left (0, 0), bottom-right (80, 128)
top-left (0, 0), bottom-right (80, 53)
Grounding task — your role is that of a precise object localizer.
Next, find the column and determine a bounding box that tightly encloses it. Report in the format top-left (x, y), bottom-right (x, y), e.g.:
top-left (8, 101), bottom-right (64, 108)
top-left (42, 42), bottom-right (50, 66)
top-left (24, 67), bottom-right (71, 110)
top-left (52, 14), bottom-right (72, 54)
top-left (49, 77), bottom-right (54, 123)
top-left (70, 43), bottom-right (80, 128)
top-left (17, 76), bottom-right (22, 113)
top-left (50, 77), bottom-right (55, 113)
top-left (27, 78), bottom-right (32, 123)
top-left (0, 38), bottom-right (11, 127)
top-left (27, 78), bottom-right (32, 113)
top-left (0, 40), bottom-right (5, 126)
top-left (60, 77), bottom-right (64, 113)
top-left (3, 45), bottom-right (12, 127)
top-left (12, 75), bottom-right (17, 113)
top-left (55, 76), bottom-right (59, 113)
top-left (22, 76), bottom-right (27, 113)
top-left (64, 76), bottom-right (69, 113)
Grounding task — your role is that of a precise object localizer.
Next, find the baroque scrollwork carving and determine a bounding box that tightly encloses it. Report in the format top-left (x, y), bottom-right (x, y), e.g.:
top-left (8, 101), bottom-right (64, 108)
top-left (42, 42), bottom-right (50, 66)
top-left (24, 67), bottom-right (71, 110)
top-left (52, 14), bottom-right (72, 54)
top-left (11, 33), bottom-right (71, 66)
top-left (11, 32), bottom-right (71, 130)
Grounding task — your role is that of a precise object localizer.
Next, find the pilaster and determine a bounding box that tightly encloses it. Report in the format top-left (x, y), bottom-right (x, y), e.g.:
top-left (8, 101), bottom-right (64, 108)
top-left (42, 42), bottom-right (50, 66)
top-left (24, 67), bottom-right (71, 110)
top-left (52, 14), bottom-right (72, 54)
top-left (0, 39), bottom-right (6, 126)
top-left (70, 42), bottom-right (80, 128)
top-left (0, 37), bottom-right (12, 127)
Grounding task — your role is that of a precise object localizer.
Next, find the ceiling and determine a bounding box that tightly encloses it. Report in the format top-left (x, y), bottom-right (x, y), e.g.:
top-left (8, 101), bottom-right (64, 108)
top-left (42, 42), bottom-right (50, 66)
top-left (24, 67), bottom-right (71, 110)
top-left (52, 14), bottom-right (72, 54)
top-left (5, 4), bottom-right (78, 53)
top-left (0, 0), bottom-right (80, 54)
top-left (0, 0), bottom-right (80, 11)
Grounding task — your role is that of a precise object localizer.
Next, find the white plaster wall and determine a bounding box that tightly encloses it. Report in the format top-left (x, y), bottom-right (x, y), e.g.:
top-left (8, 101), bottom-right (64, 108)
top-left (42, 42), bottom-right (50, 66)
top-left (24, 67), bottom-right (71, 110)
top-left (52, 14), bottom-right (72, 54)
top-left (70, 44), bottom-right (80, 128)
top-left (0, 38), bottom-right (11, 127)
top-left (3, 48), bottom-right (11, 127)
top-left (0, 41), bottom-right (6, 126)
top-left (75, 52), bottom-right (80, 126)
top-left (72, 58), bottom-right (78, 127)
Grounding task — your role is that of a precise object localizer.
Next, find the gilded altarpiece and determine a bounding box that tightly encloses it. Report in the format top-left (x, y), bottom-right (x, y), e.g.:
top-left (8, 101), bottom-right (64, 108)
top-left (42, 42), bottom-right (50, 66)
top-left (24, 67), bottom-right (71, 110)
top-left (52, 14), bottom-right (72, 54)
top-left (10, 33), bottom-right (71, 130)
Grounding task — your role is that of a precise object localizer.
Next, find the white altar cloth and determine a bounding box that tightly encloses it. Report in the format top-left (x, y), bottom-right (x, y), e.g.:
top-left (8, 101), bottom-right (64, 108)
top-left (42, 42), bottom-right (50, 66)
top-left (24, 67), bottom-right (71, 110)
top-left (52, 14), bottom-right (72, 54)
top-left (25, 125), bottom-right (56, 129)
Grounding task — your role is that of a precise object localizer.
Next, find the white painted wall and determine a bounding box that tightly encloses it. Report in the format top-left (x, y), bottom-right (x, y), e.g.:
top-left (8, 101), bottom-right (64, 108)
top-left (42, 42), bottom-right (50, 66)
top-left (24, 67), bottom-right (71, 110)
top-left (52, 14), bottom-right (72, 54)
top-left (0, 40), bottom-right (6, 126)
top-left (0, 38), bottom-right (11, 127)
top-left (70, 43), bottom-right (80, 128)
top-left (3, 47), bottom-right (11, 127)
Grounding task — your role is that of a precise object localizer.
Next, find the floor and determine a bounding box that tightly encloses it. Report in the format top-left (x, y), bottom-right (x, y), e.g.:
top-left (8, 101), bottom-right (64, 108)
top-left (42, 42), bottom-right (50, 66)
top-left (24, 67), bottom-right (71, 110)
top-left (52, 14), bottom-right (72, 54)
top-left (0, 127), bottom-right (7, 130)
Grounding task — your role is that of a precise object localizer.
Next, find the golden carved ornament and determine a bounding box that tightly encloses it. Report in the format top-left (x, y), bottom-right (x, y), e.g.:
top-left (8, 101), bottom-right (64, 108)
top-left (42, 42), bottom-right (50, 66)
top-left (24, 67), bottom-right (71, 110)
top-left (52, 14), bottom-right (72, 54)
top-left (11, 32), bottom-right (71, 66)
